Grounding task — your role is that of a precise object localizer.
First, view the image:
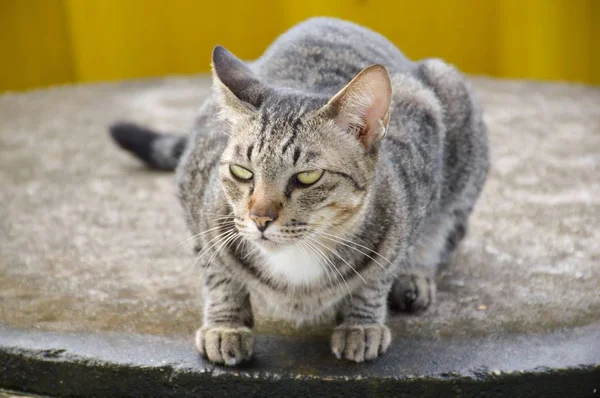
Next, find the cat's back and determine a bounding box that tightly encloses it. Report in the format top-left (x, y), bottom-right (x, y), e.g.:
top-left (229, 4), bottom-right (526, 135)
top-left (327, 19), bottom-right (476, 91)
top-left (253, 18), bottom-right (414, 94)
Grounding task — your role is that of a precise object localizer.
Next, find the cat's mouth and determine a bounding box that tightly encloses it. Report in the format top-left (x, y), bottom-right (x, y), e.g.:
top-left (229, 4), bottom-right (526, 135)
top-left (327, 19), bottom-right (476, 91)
top-left (255, 238), bottom-right (278, 251)
top-left (253, 234), bottom-right (288, 251)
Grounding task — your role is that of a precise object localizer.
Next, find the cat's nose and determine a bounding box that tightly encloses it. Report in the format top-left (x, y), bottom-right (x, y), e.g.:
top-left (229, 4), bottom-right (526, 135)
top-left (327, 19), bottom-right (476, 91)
top-left (249, 183), bottom-right (282, 232)
top-left (250, 210), bottom-right (278, 232)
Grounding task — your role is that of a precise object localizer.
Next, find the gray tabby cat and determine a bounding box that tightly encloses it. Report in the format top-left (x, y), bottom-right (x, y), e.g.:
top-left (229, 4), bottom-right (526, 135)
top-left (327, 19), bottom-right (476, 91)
top-left (110, 17), bottom-right (488, 365)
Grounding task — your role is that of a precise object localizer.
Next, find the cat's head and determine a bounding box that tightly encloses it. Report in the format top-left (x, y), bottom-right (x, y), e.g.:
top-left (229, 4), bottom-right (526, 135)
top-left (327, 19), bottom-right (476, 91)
top-left (212, 46), bottom-right (392, 252)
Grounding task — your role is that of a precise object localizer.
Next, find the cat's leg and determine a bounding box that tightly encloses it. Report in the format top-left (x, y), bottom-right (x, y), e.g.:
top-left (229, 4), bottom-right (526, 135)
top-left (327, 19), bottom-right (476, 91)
top-left (195, 265), bottom-right (255, 366)
top-left (331, 277), bottom-right (393, 362)
top-left (438, 209), bottom-right (469, 267)
top-left (389, 213), bottom-right (457, 313)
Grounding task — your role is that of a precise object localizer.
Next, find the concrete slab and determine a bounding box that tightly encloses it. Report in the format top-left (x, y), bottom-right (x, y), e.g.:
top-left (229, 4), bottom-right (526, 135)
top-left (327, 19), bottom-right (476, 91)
top-left (1, 76), bottom-right (599, 396)
top-left (1, 323), bottom-right (599, 397)
top-left (0, 390), bottom-right (45, 398)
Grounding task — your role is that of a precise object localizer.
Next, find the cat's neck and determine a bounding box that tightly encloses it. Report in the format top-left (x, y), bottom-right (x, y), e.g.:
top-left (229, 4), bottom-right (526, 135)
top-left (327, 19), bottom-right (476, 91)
top-left (258, 242), bottom-right (327, 288)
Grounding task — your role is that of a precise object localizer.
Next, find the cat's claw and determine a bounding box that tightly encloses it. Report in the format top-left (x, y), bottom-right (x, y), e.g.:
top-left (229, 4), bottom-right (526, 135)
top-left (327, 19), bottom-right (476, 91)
top-left (196, 325), bottom-right (254, 366)
top-left (331, 324), bottom-right (391, 362)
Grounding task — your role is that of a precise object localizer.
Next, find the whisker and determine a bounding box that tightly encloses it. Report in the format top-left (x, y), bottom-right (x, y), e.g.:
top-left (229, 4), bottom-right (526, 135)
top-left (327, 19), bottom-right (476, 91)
top-left (301, 239), bottom-right (352, 299)
top-left (318, 233), bottom-right (394, 277)
top-left (300, 238), bottom-right (336, 281)
top-left (295, 240), bottom-right (310, 294)
top-left (305, 235), bottom-right (367, 285)
top-left (196, 231), bottom-right (238, 280)
top-left (305, 220), bottom-right (370, 246)
top-left (294, 239), bottom-right (334, 289)
top-left (240, 240), bottom-right (260, 260)
top-left (177, 221), bottom-right (235, 248)
top-left (189, 211), bottom-right (236, 221)
top-left (187, 229), bottom-right (236, 273)
top-left (202, 231), bottom-right (241, 278)
top-left (301, 217), bottom-right (393, 271)
top-left (203, 211), bottom-right (234, 216)
top-left (320, 231), bottom-right (392, 264)
top-left (234, 233), bottom-right (247, 253)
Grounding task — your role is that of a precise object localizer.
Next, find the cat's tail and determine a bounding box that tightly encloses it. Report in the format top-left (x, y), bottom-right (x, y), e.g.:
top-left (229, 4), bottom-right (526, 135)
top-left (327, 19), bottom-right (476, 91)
top-left (109, 123), bottom-right (187, 171)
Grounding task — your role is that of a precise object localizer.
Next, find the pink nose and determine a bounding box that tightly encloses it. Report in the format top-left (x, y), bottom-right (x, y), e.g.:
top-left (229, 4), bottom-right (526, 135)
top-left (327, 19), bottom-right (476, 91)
top-left (250, 209), bottom-right (278, 232)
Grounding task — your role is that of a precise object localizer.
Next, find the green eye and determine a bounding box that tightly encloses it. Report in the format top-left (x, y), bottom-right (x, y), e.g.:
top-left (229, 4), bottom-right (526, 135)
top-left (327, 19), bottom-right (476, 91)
top-left (296, 169), bottom-right (323, 186)
top-left (230, 164), bottom-right (253, 181)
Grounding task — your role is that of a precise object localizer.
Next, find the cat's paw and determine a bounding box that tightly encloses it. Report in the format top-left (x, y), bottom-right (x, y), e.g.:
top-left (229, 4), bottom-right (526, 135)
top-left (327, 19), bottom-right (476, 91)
top-left (331, 323), bottom-right (391, 363)
top-left (389, 273), bottom-right (436, 313)
top-left (195, 325), bottom-right (254, 366)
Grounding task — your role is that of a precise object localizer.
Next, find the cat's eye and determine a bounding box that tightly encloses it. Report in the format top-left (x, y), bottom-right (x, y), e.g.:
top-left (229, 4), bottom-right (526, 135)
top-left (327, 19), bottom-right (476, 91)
top-left (229, 164), bottom-right (253, 181)
top-left (296, 169), bottom-right (323, 186)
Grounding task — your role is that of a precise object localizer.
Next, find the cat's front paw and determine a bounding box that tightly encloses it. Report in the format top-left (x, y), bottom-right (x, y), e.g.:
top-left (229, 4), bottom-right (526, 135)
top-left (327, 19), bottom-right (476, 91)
top-left (196, 325), bottom-right (254, 366)
top-left (331, 324), bottom-right (391, 363)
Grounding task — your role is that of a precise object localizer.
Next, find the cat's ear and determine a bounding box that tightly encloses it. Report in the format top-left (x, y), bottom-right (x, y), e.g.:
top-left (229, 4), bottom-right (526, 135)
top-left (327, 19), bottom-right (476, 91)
top-left (322, 65), bottom-right (392, 150)
top-left (211, 45), bottom-right (269, 122)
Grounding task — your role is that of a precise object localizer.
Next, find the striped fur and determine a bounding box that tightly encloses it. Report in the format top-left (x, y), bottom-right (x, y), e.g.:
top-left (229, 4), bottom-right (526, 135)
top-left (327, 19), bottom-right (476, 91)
top-left (118, 18), bottom-right (489, 365)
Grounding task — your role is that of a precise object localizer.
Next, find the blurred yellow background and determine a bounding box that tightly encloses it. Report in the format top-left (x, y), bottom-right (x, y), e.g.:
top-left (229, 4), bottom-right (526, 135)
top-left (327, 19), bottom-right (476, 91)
top-left (1, 0), bottom-right (599, 92)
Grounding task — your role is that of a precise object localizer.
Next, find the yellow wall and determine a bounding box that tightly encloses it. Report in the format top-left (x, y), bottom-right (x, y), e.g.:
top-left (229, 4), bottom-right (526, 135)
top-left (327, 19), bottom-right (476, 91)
top-left (1, 0), bottom-right (598, 92)
top-left (1, 0), bottom-right (74, 91)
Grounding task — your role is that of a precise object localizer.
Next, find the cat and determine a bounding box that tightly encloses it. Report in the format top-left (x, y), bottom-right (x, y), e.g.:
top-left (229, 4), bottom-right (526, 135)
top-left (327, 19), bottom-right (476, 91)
top-left (110, 17), bottom-right (489, 365)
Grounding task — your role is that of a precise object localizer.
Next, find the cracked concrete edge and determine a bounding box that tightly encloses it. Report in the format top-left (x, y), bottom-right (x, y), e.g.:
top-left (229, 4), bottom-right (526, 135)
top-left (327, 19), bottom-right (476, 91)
top-left (0, 324), bottom-right (599, 397)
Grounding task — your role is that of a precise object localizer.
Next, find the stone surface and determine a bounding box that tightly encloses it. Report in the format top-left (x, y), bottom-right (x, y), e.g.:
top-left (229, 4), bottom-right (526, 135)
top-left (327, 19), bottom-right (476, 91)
top-left (0, 391), bottom-right (44, 398)
top-left (1, 324), bottom-right (599, 397)
top-left (1, 76), bottom-right (599, 395)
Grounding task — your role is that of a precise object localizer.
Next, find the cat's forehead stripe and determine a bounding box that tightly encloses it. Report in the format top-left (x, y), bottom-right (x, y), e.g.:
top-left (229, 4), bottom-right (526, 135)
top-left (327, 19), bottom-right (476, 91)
top-left (234, 145), bottom-right (243, 158)
top-left (282, 117), bottom-right (305, 155)
top-left (303, 151), bottom-right (320, 163)
top-left (293, 148), bottom-right (301, 165)
top-left (280, 131), bottom-right (297, 155)
top-left (256, 111), bottom-right (270, 155)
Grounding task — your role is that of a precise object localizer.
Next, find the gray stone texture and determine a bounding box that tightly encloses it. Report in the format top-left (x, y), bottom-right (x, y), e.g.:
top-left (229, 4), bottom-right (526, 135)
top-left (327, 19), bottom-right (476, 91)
top-left (0, 76), bottom-right (599, 396)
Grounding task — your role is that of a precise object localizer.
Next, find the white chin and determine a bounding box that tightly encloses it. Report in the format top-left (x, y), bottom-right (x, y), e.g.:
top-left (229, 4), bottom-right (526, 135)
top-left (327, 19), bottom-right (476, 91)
top-left (255, 238), bottom-right (279, 251)
top-left (256, 238), bottom-right (293, 252)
